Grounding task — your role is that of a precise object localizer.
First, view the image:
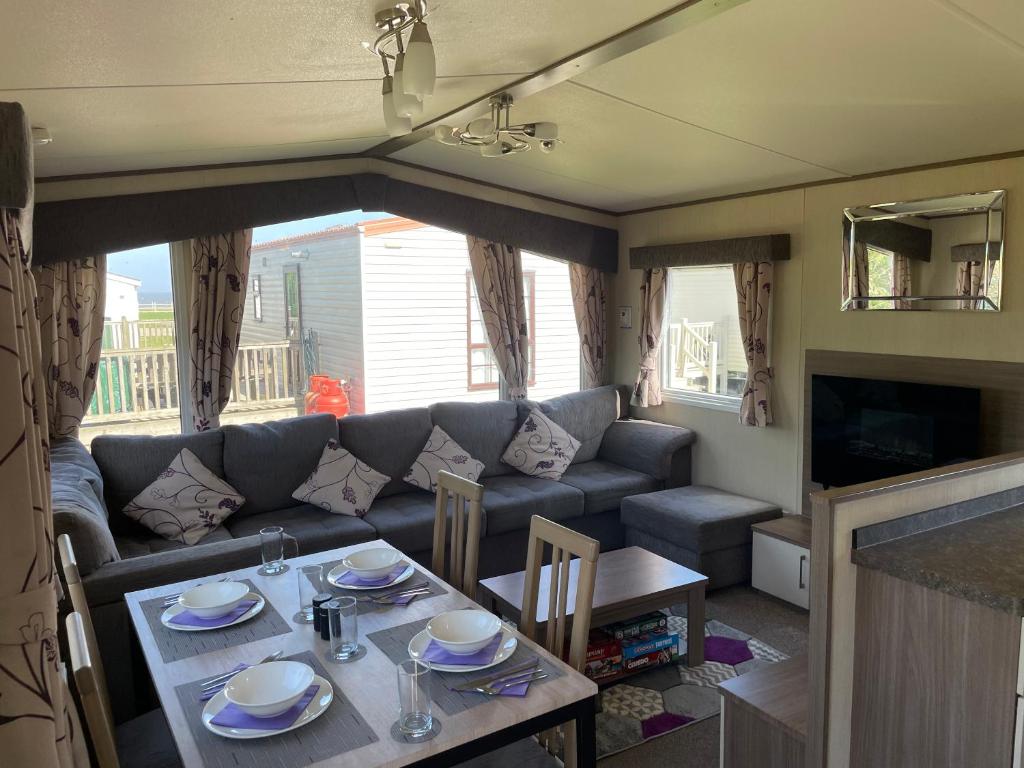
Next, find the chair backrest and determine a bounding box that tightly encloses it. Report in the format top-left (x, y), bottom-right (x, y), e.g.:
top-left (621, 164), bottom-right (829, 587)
top-left (431, 470), bottom-right (484, 597)
top-left (66, 612), bottom-right (120, 768)
top-left (57, 534), bottom-right (112, 722)
top-left (520, 515), bottom-right (600, 672)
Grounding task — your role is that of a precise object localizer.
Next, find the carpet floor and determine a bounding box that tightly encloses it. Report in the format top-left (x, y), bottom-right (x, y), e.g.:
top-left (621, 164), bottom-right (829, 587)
top-left (600, 585), bottom-right (810, 767)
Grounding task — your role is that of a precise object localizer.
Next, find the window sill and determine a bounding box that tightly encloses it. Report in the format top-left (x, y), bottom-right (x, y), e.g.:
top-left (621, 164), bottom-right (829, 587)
top-left (660, 388), bottom-right (742, 414)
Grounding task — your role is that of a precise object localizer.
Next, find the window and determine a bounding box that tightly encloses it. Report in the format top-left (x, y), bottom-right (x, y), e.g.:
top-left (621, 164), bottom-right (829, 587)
top-left (252, 275), bottom-right (263, 321)
top-left (466, 271), bottom-right (536, 390)
top-left (662, 265), bottom-right (747, 410)
top-left (866, 246), bottom-right (895, 310)
top-left (284, 266), bottom-right (301, 339)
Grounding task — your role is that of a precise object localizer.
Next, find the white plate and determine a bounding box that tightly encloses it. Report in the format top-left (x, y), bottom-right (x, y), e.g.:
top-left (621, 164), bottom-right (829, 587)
top-left (408, 624), bottom-right (518, 673)
top-left (161, 592), bottom-right (264, 632)
top-left (326, 562), bottom-right (414, 591)
top-left (202, 673), bottom-right (333, 739)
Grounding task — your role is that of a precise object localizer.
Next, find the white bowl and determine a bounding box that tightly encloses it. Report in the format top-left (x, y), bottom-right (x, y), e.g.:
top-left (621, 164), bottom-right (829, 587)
top-left (178, 581), bottom-right (250, 619)
top-left (342, 547), bottom-right (403, 580)
top-left (426, 610), bottom-right (502, 655)
top-left (223, 661), bottom-right (315, 718)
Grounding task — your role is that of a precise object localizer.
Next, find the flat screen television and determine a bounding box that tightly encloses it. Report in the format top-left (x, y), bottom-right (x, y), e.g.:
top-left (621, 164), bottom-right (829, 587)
top-left (811, 374), bottom-right (981, 489)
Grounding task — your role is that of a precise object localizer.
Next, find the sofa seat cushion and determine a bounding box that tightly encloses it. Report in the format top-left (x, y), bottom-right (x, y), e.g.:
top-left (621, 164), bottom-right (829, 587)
top-left (223, 414), bottom-right (339, 518)
top-left (361, 491), bottom-right (476, 555)
top-left (481, 475), bottom-right (584, 536)
top-left (226, 504), bottom-right (377, 554)
top-left (558, 460), bottom-right (662, 516)
top-left (115, 524), bottom-right (234, 560)
top-left (620, 485), bottom-right (782, 553)
top-left (339, 408), bottom-right (433, 498)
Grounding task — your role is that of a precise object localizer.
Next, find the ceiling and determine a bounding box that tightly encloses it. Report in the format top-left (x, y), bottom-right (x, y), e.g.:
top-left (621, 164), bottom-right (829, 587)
top-left (5, 0), bottom-right (1024, 212)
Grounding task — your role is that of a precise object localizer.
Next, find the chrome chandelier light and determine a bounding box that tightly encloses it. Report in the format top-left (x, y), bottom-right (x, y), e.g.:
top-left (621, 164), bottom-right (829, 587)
top-left (434, 94), bottom-right (559, 157)
top-left (366, 1), bottom-right (436, 136)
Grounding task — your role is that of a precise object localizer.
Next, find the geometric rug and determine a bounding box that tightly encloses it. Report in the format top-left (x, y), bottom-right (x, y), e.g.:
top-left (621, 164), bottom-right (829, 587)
top-left (596, 614), bottom-right (788, 759)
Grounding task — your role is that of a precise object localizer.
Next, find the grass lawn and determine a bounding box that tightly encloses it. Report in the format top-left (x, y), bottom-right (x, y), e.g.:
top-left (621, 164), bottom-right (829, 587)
top-left (140, 308), bottom-right (174, 320)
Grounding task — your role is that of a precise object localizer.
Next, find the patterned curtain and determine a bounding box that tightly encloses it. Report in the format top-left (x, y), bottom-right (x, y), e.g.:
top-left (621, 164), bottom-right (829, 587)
top-left (734, 261), bottom-right (774, 427)
top-left (842, 239), bottom-right (869, 309)
top-left (630, 268), bottom-right (667, 408)
top-left (569, 263), bottom-right (607, 389)
top-left (892, 253), bottom-right (912, 310)
top-left (189, 229), bottom-right (252, 430)
top-left (467, 236), bottom-right (530, 399)
top-left (0, 105), bottom-right (88, 767)
top-left (35, 256), bottom-right (106, 438)
top-left (956, 261), bottom-right (986, 310)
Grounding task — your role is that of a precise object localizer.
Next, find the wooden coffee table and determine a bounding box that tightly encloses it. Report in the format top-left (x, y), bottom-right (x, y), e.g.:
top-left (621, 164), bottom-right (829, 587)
top-left (479, 546), bottom-right (708, 667)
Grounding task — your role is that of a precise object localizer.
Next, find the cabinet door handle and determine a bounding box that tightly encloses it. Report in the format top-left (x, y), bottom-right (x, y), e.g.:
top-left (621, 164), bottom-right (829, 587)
top-left (798, 554), bottom-right (808, 590)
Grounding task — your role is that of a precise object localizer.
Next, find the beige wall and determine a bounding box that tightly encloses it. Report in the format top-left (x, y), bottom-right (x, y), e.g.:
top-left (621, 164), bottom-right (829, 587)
top-left (610, 156), bottom-right (1023, 514)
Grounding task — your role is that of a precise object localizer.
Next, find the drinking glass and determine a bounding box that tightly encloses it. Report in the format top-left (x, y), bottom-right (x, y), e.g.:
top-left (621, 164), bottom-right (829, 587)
top-left (397, 659), bottom-right (433, 737)
top-left (257, 526), bottom-right (289, 576)
top-left (294, 564), bottom-right (323, 624)
top-left (326, 597), bottom-right (364, 663)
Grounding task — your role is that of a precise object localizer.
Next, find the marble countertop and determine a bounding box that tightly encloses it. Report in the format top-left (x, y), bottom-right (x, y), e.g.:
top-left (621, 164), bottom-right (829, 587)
top-left (851, 506), bottom-right (1024, 615)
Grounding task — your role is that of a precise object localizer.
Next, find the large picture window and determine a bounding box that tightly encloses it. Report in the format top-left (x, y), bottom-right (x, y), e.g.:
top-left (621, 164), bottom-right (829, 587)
top-left (466, 271), bottom-right (536, 390)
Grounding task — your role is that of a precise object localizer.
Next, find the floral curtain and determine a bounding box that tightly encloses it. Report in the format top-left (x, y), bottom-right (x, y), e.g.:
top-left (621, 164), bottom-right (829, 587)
top-left (630, 268), bottom-right (667, 408)
top-left (35, 256), bottom-right (106, 438)
top-left (189, 229), bottom-right (252, 431)
top-left (734, 261), bottom-right (774, 427)
top-left (956, 261), bottom-right (986, 310)
top-left (842, 239), bottom-right (869, 309)
top-left (569, 263), bottom-right (607, 389)
top-left (0, 103), bottom-right (88, 767)
top-left (892, 253), bottom-right (912, 310)
top-left (467, 236), bottom-right (530, 399)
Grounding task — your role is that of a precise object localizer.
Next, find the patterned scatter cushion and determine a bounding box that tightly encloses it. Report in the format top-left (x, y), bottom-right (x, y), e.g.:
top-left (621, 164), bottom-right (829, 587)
top-left (292, 439), bottom-right (390, 517)
top-left (123, 448), bottom-right (244, 545)
top-left (502, 408), bottom-right (581, 480)
top-left (403, 426), bottom-right (485, 493)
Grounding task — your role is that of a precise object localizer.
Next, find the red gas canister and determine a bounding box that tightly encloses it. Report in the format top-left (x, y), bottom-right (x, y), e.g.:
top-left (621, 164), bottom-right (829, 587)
top-left (304, 374), bottom-right (328, 414)
top-left (310, 378), bottom-right (350, 418)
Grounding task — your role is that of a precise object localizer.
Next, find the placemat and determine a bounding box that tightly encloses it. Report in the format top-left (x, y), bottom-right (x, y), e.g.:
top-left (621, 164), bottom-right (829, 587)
top-left (141, 579), bottom-right (292, 663)
top-left (308, 558), bottom-right (449, 616)
top-left (173, 650), bottom-right (378, 768)
top-left (366, 616), bottom-right (564, 716)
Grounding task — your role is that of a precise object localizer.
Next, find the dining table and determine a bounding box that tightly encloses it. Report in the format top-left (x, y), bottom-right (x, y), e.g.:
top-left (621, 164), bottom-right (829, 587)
top-left (124, 538), bottom-right (599, 768)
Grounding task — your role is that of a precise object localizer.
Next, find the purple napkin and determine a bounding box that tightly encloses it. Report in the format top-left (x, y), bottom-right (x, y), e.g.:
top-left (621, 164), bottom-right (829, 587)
top-left (170, 599), bottom-right (257, 628)
top-left (423, 631), bottom-right (503, 666)
top-left (335, 563), bottom-right (407, 587)
top-left (210, 684), bottom-right (320, 730)
top-left (199, 664), bottom-right (249, 702)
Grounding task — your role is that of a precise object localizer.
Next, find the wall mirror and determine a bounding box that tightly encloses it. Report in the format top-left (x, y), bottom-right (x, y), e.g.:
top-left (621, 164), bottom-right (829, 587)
top-left (842, 190), bottom-right (1004, 311)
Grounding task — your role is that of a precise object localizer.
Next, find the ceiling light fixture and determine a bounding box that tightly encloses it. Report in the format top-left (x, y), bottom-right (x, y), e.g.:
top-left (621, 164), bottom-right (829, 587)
top-left (365, 1), bottom-right (436, 135)
top-left (31, 126), bottom-right (53, 146)
top-left (434, 94), bottom-right (560, 158)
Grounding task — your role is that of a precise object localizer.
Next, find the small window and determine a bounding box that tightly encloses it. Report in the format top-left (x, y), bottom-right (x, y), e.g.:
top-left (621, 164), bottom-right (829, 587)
top-left (252, 275), bottom-right (263, 321)
top-left (284, 266), bottom-right (301, 340)
top-left (466, 271), bottom-right (536, 390)
top-left (662, 265), bottom-right (747, 408)
top-left (866, 246), bottom-right (895, 310)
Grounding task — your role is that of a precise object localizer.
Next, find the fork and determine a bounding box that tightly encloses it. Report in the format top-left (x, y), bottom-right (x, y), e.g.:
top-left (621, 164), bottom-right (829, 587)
top-left (470, 671), bottom-right (548, 695)
top-left (200, 650), bottom-right (283, 690)
top-left (355, 587), bottom-right (431, 604)
top-left (163, 577), bottom-right (229, 607)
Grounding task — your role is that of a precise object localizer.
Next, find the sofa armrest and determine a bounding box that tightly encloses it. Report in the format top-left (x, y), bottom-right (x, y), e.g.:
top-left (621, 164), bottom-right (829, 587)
top-left (598, 419), bottom-right (696, 487)
top-left (82, 533), bottom-right (299, 607)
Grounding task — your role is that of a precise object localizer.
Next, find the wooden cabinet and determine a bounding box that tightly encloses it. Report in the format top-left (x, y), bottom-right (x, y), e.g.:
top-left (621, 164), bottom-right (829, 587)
top-left (752, 515), bottom-right (811, 609)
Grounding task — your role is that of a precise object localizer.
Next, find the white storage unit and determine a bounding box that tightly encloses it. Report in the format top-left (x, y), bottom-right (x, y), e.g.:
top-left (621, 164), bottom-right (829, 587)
top-left (751, 515), bottom-right (811, 610)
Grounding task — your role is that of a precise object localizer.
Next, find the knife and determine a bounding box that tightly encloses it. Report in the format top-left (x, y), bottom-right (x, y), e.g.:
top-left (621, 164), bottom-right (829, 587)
top-left (451, 657), bottom-right (540, 691)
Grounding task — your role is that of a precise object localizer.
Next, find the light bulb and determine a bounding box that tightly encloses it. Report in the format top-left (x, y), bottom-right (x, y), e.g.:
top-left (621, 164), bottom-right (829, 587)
top-left (402, 21), bottom-right (436, 97)
top-left (392, 53), bottom-right (423, 118)
top-left (434, 125), bottom-right (461, 145)
top-left (381, 76), bottom-right (411, 137)
top-left (530, 122), bottom-right (558, 141)
top-left (539, 140), bottom-right (556, 154)
top-left (481, 140), bottom-right (505, 158)
top-left (466, 117), bottom-right (495, 138)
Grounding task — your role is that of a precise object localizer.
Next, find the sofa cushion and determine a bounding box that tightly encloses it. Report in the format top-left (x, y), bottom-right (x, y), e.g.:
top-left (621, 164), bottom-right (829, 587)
top-left (339, 408), bottom-right (433, 498)
top-left (429, 401), bottom-right (521, 478)
top-left (292, 439), bottom-right (390, 517)
top-left (222, 413), bottom-right (338, 517)
top-left (537, 385), bottom-right (621, 464)
top-left (404, 426), bottom-right (485, 493)
top-left (225, 504), bottom-right (377, 553)
top-left (502, 408), bottom-right (580, 480)
top-left (620, 485), bottom-right (782, 553)
top-left (51, 438), bottom-right (120, 576)
top-left (361, 491), bottom-right (455, 554)
top-left (115, 524), bottom-right (234, 560)
top-left (92, 430), bottom-right (225, 534)
top-left (558, 460), bottom-right (662, 516)
top-left (481, 475), bottom-right (584, 536)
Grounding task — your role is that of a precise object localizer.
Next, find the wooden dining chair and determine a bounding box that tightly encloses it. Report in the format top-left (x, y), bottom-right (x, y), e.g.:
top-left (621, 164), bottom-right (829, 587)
top-left (58, 536), bottom-right (181, 768)
top-left (431, 469), bottom-right (484, 597)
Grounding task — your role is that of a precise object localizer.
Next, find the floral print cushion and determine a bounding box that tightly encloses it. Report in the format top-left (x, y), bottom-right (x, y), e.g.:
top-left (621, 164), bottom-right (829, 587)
top-left (292, 439), bottom-right (390, 517)
top-left (501, 408), bottom-right (581, 480)
top-left (123, 448), bottom-right (245, 545)
top-left (403, 426), bottom-right (485, 493)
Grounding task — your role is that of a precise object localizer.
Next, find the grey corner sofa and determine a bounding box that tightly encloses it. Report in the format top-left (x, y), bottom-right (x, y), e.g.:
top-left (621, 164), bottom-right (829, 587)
top-left (53, 384), bottom-right (695, 722)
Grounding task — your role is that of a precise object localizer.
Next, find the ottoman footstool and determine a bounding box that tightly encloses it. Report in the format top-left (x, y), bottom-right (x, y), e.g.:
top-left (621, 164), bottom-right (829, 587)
top-left (620, 485), bottom-right (782, 588)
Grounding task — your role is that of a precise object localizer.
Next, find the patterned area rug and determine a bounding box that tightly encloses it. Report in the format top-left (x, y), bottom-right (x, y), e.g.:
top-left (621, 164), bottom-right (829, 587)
top-left (596, 614), bottom-right (788, 759)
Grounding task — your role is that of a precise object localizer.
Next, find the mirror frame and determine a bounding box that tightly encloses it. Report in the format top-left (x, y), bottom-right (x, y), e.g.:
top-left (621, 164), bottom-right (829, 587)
top-left (842, 190), bottom-right (1005, 312)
